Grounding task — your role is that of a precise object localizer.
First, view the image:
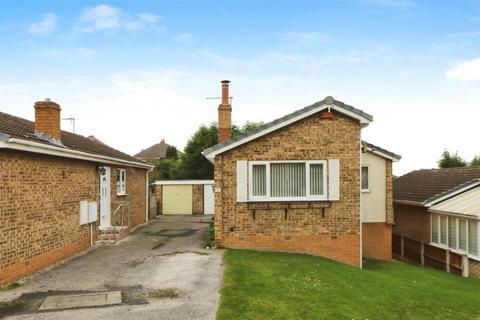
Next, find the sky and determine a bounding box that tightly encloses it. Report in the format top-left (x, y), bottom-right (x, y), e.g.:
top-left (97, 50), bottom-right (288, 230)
top-left (1, 0), bottom-right (480, 175)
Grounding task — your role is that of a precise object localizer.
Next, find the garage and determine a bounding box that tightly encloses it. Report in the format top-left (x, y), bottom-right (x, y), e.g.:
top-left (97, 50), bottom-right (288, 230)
top-left (153, 180), bottom-right (215, 215)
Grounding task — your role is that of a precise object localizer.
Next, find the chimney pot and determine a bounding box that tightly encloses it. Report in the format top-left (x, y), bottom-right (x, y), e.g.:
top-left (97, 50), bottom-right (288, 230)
top-left (218, 80), bottom-right (232, 143)
top-left (34, 99), bottom-right (62, 141)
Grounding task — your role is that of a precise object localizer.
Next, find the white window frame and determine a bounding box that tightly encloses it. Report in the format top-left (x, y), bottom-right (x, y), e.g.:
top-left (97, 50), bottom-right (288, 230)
top-left (117, 169), bottom-right (127, 196)
top-left (361, 165), bottom-right (370, 193)
top-left (248, 160), bottom-right (327, 202)
top-left (430, 212), bottom-right (480, 261)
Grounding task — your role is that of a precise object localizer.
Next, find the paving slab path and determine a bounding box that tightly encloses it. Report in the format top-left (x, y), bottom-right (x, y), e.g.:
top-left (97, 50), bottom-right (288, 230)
top-left (0, 215), bottom-right (224, 320)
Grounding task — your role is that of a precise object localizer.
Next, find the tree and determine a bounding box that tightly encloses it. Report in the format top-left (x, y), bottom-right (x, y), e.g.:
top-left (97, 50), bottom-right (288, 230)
top-left (470, 155), bottom-right (480, 167)
top-left (438, 150), bottom-right (467, 168)
top-left (177, 121), bottom-right (264, 179)
top-left (232, 121), bottom-right (264, 137)
top-left (165, 145), bottom-right (178, 160)
top-left (177, 123), bottom-right (218, 179)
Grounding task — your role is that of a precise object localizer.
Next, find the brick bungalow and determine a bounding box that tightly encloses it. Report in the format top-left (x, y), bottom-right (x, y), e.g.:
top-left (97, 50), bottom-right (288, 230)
top-left (202, 81), bottom-right (400, 267)
top-left (0, 99), bottom-right (152, 284)
top-left (393, 168), bottom-right (480, 277)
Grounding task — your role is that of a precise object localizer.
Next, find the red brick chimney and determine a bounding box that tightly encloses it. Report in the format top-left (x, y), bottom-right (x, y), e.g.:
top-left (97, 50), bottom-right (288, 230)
top-left (34, 98), bottom-right (61, 141)
top-left (218, 80), bottom-right (232, 143)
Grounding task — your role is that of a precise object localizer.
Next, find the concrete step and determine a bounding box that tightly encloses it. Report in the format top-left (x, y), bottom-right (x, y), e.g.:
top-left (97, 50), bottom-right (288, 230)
top-left (94, 240), bottom-right (116, 245)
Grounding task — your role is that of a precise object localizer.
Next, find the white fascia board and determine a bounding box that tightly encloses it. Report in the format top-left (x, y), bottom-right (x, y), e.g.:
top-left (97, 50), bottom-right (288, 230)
top-left (153, 180), bottom-right (215, 185)
top-left (203, 102), bottom-right (372, 161)
top-left (1, 138), bottom-right (153, 169)
top-left (364, 148), bottom-right (399, 162)
top-left (424, 181), bottom-right (480, 207)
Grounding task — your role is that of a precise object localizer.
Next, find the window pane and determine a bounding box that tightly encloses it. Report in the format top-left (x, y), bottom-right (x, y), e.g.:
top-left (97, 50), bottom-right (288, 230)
top-left (448, 216), bottom-right (457, 249)
top-left (361, 167), bottom-right (369, 190)
top-left (459, 219), bottom-right (467, 251)
top-left (309, 163), bottom-right (324, 196)
top-left (469, 220), bottom-right (478, 256)
top-left (440, 215), bottom-right (447, 245)
top-left (252, 165), bottom-right (267, 196)
top-left (431, 214), bottom-right (439, 243)
top-left (270, 163), bottom-right (306, 197)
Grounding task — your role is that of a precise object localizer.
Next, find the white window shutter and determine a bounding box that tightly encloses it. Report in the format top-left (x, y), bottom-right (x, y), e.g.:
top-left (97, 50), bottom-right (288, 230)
top-left (328, 159), bottom-right (340, 201)
top-left (237, 160), bottom-right (248, 202)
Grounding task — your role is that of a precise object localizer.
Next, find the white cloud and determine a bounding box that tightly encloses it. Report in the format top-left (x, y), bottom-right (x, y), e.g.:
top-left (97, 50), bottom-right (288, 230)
top-left (77, 5), bottom-right (159, 33)
top-left (28, 13), bottom-right (58, 35)
top-left (446, 58), bottom-right (480, 81)
top-left (276, 31), bottom-right (331, 46)
top-left (174, 33), bottom-right (193, 43)
top-left (38, 47), bottom-right (96, 59)
top-left (446, 31), bottom-right (480, 38)
top-left (0, 82), bottom-right (30, 93)
top-left (360, 0), bottom-right (415, 8)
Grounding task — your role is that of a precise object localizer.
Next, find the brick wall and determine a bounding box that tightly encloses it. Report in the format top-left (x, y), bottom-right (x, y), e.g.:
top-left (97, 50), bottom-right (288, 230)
top-left (469, 259), bottom-right (480, 278)
top-left (110, 166), bottom-right (147, 229)
top-left (0, 149), bottom-right (147, 284)
top-left (362, 223), bottom-right (392, 260)
top-left (385, 160), bottom-right (394, 224)
top-left (392, 203), bottom-right (430, 243)
top-left (214, 111), bottom-right (362, 267)
top-left (192, 185), bottom-right (204, 214)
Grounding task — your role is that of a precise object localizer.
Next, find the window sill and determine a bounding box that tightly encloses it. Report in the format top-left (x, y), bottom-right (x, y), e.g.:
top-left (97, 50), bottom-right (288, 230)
top-left (247, 198), bottom-right (330, 203)
top-left (361, 189), bottom-right (371, 193)
top-left (117, 193), bottom-right (128, 197)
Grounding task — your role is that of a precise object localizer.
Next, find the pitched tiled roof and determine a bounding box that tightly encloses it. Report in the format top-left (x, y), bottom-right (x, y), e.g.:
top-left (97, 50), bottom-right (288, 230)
top-left (393, 167), bottom-right (480, 204)
top-left (203, 96), bottom-right (373, 157)
top-left (0, 111), bottom-right (147, 165)
top-left (134, 140), bottom-right (170, 160)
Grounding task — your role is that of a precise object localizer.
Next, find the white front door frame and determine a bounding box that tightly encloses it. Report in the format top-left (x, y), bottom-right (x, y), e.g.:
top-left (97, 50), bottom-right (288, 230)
top-left (99, 166), bottom-right (111, 230)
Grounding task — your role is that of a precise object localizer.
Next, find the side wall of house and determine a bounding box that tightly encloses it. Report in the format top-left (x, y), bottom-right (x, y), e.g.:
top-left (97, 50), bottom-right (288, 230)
top-left (360, 154), bottom-right (393, 260)
top-left (0, 150), bottom-right (97, 285)
top-left (0, 150), bottom-right (147, 285)
top-left (110, 166), bottom-right (147, 229)
top-left (392, 203), bottom-right (430, 243)
top-left (214, 111), bottom-right (362, 267)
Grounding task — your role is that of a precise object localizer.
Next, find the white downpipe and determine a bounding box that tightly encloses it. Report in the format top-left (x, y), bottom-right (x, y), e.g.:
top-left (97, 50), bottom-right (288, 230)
top-left (2, 138), bottom-right (152, 169)
top-left (145, 170), bottom-right (149, 223)
top-left (359, 140), bottom-right (363, 269)
top-left (90, 223), bottom-right (93, 246)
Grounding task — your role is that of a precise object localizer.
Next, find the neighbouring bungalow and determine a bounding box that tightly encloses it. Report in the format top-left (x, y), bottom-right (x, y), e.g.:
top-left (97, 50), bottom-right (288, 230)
top-left (202, 81), bottom-right (400, 267)
top-left (135, 139), bottom-right (175, 161)
top-left (0, 99), bottom-right (152, 285)
top-left (393, 168), bottom-right (480, 277)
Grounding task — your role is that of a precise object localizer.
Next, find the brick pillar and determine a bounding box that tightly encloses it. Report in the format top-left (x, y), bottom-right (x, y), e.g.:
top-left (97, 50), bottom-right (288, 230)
top-left (34, 98), bottom-right (62, 141)
top-left (218, 80), bottom-right (232, 143)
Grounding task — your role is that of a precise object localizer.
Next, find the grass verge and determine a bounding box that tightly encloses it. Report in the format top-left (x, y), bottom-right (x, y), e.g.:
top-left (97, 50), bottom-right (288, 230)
top-left (217, 250), bottom-right (480, 320)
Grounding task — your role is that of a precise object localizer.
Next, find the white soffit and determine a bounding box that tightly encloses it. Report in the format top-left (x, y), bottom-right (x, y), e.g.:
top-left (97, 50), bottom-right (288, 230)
top-left (430, 186), bottom-right (480, 217)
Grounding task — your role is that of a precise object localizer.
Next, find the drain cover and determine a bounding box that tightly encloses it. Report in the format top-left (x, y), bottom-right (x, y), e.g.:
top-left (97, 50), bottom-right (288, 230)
top-left (39, 291), bottom-right (122, 310)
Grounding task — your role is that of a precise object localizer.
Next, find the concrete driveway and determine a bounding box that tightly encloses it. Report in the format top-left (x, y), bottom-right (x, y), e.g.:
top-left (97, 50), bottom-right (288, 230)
top-left (0, 215), bottom-right (224, 320)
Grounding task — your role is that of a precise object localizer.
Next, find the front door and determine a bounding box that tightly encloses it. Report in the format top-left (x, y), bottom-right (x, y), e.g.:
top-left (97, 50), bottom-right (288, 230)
top-left (99, 166), bottom-right (111, 229)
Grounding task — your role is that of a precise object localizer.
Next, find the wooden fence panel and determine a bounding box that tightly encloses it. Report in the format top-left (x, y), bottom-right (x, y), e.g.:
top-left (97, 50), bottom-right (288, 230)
top-left (392, 234), bottom-right (468, 278)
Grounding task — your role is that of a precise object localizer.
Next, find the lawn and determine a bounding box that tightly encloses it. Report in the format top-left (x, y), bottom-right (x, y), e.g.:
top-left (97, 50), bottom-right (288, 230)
top-left (217, 250), bottom-right (480, 320)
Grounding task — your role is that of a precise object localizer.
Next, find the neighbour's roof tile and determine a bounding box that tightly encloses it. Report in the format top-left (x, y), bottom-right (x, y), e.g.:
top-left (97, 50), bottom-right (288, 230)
top-left (0, 111), bottom-right (147, 165)
top-left (393, 167), bottom-right (480, 204)
top-left (134, 140), bottom-right (170, 160)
